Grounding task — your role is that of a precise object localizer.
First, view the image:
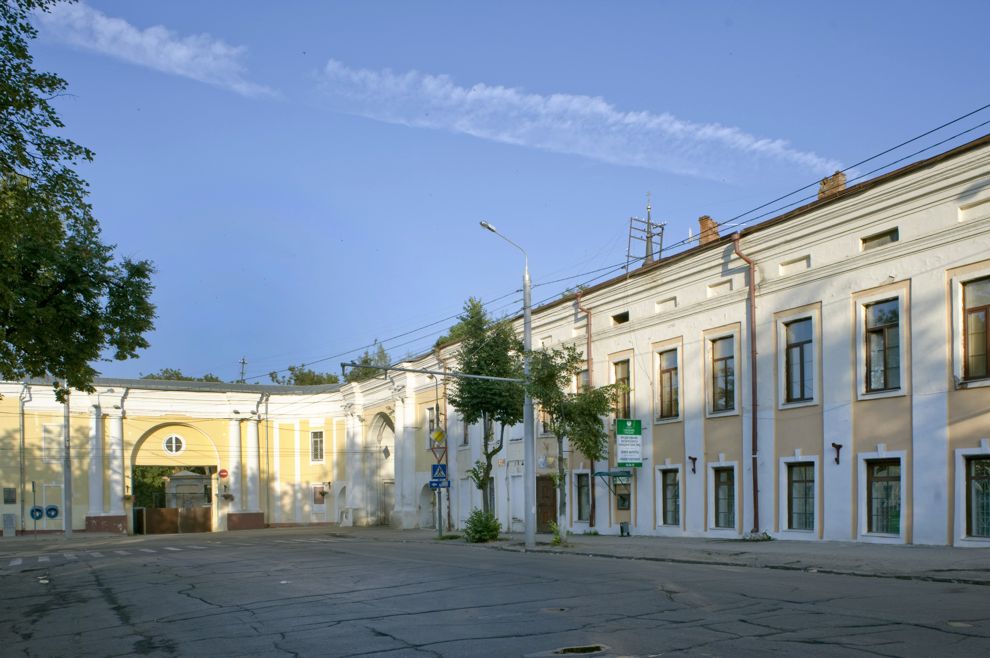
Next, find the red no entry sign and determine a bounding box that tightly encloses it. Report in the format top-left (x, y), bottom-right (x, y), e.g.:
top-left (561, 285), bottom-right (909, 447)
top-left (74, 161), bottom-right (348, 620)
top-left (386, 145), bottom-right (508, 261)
top-left (218, 468), bottom-right (229, 479)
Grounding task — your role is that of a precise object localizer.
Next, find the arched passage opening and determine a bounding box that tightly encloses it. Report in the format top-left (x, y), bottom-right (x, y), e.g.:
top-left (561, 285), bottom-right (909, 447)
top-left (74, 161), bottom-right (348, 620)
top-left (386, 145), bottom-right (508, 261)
top-left (367, 412), bottom-right (395, 526)
top-left (130, 423), bottom-right (220, 534)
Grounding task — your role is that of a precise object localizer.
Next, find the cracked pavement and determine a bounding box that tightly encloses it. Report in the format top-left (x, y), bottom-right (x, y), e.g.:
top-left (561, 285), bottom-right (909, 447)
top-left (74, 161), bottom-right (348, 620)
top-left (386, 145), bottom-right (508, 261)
top-left (1, 528), bottom-right (988, 656)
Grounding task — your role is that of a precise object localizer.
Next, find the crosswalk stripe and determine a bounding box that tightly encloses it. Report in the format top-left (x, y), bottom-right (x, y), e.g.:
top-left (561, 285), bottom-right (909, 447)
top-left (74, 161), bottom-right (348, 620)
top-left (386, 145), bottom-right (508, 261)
top-left (89, 552), bottom-right (103, 558)
top-left (187, 545), bottom-right (207, 550)
top-left (138, 548), bottom-right (156, 553)
top-left (114, 550), bottom-right (128, 555)
top-left (64, 553), bottom-right (77, 560)
top-left (164, 547), bottom-right (181, 551)
top-left (38, 556), bottom-right (49, 562)
top-left (9, 558), bottom-right (22, 566)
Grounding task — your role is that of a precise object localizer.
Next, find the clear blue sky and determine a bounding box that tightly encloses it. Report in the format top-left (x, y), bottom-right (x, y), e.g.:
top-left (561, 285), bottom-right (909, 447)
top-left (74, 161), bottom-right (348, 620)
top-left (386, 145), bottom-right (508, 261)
top-left (30, 1), bottom-right (990, 382)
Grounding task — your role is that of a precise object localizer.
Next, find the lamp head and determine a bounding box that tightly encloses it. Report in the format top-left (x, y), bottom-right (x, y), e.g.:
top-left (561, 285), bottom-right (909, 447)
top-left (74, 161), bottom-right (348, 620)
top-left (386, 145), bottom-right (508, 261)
top-left (479, 220), bottom-right (497, 233)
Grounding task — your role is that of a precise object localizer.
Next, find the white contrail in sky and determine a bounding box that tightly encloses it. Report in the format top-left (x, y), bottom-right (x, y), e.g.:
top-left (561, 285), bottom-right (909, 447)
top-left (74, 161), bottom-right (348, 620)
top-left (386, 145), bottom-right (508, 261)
top-left (318, 59), bottom-right (843, 179)
top-left (39, 2), bottom-right (276, 99)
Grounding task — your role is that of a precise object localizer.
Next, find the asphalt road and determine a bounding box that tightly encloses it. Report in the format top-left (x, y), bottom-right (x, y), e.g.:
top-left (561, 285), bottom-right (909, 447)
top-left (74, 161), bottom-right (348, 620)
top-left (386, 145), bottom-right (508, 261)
top-left (2, 529), bottom-right (988, 657)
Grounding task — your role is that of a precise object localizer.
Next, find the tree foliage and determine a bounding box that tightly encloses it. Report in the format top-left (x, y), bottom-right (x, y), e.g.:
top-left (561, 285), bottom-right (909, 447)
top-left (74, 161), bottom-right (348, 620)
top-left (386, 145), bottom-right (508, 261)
top-left (269, 364), bottom-right (339, 386)
top-left (1, 0), bottom-right (155, 397)
top-left (447, 298), bottom-right (524, 514)
top-left (528, 344), bottom-right (619, 522)
top-left (142, 368), bottom-right (223, 383)
top-left (344, 340), bottom-right (389, 383)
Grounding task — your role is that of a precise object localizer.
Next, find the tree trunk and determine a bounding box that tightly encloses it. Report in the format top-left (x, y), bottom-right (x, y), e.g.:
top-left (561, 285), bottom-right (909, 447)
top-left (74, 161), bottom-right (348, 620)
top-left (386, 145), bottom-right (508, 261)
top-left (556, 433), bottom-right (566, 525)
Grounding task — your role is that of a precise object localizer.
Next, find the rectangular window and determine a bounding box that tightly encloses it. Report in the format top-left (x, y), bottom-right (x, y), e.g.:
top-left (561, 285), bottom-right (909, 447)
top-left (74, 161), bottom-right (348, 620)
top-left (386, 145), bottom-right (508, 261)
top-left (967, 457), bottom-right (990, 538)
top-left (615, 481), bottom-right (631, 511)
top-left (787, 462), bottom-right (815, 530)
top-left (867, 459), bottom-right (901, 534)
top-left (313, 485), bottom-right (326, 505)
top-left (576, 369), bottom-right (589, 394)
top-left (714, 467), bottom-right (735, 528)
top-left (661, 470), bottom-right (680, 525)
top-left (427, 407), bottom-right (436, 433)
top-left (964, 278), bottom-right (990, 380)
top-left (3, 487), bottom-right (15, 504)
top-left (711, 337), bottom-right (735, 412)
top-left (461, 415), bottom-right (469, 446)
top-left (613, 360), bottom-right (631, 419)
top-left (784, 319), bottom-right (814, 402)
top-left (861, 227), bottom-right (899, 251)
top-left (657, 349), bottom-right (679, 419)
top-left (576, 473), bottom-right (591, 522)
top-left (865, 299), bottom-right (900, 392)
top-left (310, 431), bottom-right (325, 462)
top-left (539, 408), bottom-right (553, 435)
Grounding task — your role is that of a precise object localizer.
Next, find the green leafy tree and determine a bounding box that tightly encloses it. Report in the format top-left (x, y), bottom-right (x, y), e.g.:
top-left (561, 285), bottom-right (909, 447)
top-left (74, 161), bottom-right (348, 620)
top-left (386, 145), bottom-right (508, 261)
top-left (269, 364), bottom-right (339, 386)
top-left (528, 344), bottom-right (619, 524)
top-left (447, 298), bottom-right (524, 515)
top-left (142, 368), bottom-right (223, 383)
top-left (345, 340), bottom-right (389, 383)
top-left (1, 0), bottom-right (155, 398)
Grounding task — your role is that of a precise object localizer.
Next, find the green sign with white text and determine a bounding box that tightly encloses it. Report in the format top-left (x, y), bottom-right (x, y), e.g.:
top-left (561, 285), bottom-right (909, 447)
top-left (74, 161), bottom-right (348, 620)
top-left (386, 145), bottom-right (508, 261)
top-left (615, 419), bottom-right (642, 467)
top-left (616, 419), bottom-right (641, 436)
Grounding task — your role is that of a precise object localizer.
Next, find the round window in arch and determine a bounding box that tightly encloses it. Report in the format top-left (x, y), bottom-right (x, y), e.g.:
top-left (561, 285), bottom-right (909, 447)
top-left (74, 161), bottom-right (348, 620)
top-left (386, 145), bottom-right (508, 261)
top-left (163, 434), bottom-right (185, 455)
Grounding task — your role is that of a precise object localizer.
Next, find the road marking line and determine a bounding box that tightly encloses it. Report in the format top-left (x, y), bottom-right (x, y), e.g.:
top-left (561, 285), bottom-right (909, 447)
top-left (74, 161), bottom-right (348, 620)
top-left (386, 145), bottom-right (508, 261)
top-left (114, 550), bottom-right (129, 555)
top-left (64, 553), bottom-right (77, 560)
top-left (9, 558), bottom-right (22, 566)
top-left (89, 552), bottom-right (103, 558)
top-left (38, 556), bottom-right (50, 562)
top-left (164, 547), bottom-right (181, 551)
top-left (139, 548), bottom-right (156, 553)
top-left (187, 545), bottom-right (207, 550)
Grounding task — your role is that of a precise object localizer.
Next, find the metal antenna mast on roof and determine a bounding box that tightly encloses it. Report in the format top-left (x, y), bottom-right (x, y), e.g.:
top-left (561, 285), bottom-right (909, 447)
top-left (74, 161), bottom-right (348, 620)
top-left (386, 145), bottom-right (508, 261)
top-left (239, 357), bottom-right (247, 383)
top-left (626, 193), bottom-right (665, 273)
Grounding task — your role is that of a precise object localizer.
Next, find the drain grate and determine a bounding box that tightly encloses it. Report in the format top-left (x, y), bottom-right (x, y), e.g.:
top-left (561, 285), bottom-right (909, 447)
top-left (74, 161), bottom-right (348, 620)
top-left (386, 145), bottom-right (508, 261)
top-left (555, 646), bottom-right (603, 655)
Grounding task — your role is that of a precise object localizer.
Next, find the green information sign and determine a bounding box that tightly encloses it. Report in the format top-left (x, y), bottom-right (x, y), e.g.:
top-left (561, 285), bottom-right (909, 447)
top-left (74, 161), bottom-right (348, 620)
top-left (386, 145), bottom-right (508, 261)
top-left (616, 419), bottom-right (641, 436)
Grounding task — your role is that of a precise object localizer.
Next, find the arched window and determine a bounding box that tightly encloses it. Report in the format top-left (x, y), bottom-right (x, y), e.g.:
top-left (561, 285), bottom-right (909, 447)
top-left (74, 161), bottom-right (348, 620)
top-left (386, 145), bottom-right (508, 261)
top-left (163, 434), bottom-right (185, 455)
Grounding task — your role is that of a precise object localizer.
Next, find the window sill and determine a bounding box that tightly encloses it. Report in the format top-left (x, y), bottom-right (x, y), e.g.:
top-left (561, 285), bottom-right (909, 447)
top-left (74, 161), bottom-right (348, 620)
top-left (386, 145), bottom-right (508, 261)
top-left (654, 415), bottom-right (682, 425)
top-left (779, 399), bottom-right (818, 411)
top-left (955, 377), bottom-right (990, 390)
top-left (859, 531), bottom-right (904, 544)
top-left (856, 388), bottom-right (906, 401)
top-left (706, 409), bottom-right (739, 419)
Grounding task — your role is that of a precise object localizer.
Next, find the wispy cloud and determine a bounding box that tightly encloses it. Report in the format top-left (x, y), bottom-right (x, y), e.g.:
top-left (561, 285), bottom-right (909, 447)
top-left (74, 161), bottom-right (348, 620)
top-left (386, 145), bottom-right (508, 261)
top-left (318, 60), bottom-right (842, 179)
top-left (39, 3), bottom-right (276, 98)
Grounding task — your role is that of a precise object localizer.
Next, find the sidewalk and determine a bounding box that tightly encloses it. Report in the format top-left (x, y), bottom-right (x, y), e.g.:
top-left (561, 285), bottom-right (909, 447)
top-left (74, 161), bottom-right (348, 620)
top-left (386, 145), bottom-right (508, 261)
top-left (329, 526), bottom-right (990, 586)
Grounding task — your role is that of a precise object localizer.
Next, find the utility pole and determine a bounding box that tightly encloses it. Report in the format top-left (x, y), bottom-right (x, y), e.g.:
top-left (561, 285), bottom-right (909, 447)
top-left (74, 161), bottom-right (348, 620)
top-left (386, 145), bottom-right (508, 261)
top-left (62, 388), bottom-right (72, 537)
top-left (239, 357), bottom-right (247, 383)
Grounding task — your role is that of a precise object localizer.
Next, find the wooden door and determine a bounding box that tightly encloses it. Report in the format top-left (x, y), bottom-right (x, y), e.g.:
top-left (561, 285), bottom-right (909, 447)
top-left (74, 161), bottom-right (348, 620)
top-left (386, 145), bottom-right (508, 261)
top-left (536, 476), bottom-right (556, 533)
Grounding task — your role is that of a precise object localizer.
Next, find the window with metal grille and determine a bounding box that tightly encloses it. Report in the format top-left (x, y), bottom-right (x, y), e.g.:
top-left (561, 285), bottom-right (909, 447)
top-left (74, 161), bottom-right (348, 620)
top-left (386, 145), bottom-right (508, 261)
top-left (867, 459), bottom-right (900, 534)
top-left (714, 467), bottom-right (735, 528)
top-left (661, 469), bottom-right (679, 525)
top-left (711, 337), bottom-right (735, 412)
top-left (657, 349), bottom-right (679, 419)
top-left (784, 318), bottom-right (814, 402)
top-left (865, 299), bottom-right (900, 392)
top-left (615, 481), bottom-right (630, 511)
top-left (964, 278), bottom-right (990, 380)
top-left (576, 473), bottom-right (591, 522)
top-left (310, 431), bottom-right (324, 462)
top-left (967, 457), bottom-right (990, 538)
top-left (787, 462), bottom-right (815, 530)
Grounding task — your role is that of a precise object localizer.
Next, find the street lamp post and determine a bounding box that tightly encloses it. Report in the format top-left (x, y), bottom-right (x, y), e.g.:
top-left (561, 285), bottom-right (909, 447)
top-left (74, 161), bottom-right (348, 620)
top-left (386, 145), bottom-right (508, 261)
top-left (480, 220), bottom-right (536, 549)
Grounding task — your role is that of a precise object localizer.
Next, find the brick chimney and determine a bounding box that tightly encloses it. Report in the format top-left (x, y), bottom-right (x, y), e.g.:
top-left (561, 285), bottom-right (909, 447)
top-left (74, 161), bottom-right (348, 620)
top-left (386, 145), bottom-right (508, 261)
top-left (698, 215), bottom-right (719, 245)
top-left (818, 171), bottom-right (846, 199)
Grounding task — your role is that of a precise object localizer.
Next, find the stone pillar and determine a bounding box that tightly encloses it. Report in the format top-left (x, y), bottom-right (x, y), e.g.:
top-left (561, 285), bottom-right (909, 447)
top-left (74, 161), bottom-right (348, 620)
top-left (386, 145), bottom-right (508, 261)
top-left (108, 413), bottom-right (125, 516)
top-left (88, 407), bottom-right (104, 516)
top-left (246, 418), bottom-right (261, 512)
top-left (228, 419), bottom-right (243, 510)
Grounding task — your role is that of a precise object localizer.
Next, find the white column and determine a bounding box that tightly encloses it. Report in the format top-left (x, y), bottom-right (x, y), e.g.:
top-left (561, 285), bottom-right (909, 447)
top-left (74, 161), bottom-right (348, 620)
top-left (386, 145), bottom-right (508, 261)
top-left (228, 420), bottom-right (243, 511)
top-left (683, 331), bottom-right (706, 534)
top-left (246, 418), bottom-right (261, 512)
top-left (88, 407), bottom-right (104, 516)
top-left (107, 413), bottom-right (125, 515)
top-left (822, 292), bottom-right (854, 540)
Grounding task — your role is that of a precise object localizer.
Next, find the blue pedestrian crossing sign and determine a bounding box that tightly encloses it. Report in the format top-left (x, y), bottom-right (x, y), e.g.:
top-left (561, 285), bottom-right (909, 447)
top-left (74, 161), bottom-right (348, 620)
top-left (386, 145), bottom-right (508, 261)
top-left (45, 505), bottom-right (59, 519)
top-left (30, 506), bottom-right (43, 521)
top-left (431, 464), bottom-right (448, 480)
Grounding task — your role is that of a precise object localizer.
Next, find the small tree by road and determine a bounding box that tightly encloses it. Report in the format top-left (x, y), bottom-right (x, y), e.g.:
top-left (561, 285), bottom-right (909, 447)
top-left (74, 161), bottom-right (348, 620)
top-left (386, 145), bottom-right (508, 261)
top-left (447, 298), bottom-right (524, 515)
top-left (528, 344), bottom-right (618, 525)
